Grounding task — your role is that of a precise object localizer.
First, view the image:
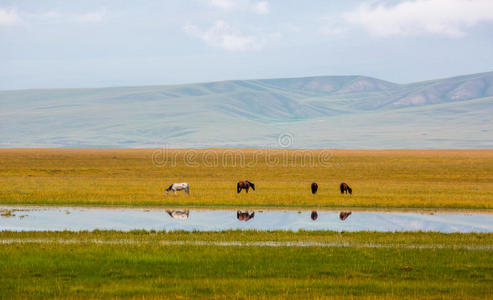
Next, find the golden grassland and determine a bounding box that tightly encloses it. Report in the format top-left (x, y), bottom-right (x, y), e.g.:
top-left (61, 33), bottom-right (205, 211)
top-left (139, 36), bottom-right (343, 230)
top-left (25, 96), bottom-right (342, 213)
top-left (1, 148), bottom-right (493, 209)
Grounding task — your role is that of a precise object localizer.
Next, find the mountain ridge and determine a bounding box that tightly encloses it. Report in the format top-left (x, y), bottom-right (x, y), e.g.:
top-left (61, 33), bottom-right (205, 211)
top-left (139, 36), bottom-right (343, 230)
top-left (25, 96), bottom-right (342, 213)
top-left (4, 71), bottom-right (491, 92)
top-left (1, 71), bottom-right (492, 148)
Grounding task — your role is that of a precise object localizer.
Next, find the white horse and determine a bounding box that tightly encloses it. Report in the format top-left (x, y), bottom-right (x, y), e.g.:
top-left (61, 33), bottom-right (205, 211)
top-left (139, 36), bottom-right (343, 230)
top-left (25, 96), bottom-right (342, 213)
top-left (165, 183), bottom-right (190, 195)
top-left (166, 210), bottom-right (190, 219)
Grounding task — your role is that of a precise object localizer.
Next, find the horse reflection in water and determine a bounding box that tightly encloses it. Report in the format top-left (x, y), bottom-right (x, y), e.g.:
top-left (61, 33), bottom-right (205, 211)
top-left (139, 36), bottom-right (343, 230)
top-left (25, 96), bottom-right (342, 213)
top-left (339, 211), bottom-right (352, 221)
top-left (166, 210), bottom-right (190, 219)
top-left (311, 211), bottom-right (318, 221)
top-left (237, 211), bottom-right (255, 221)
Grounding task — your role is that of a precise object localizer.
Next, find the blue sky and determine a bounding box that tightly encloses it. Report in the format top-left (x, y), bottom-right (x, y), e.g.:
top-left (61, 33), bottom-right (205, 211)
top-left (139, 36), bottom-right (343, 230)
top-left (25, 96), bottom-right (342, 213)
top-left (1, 0), bottom-right (493, 89)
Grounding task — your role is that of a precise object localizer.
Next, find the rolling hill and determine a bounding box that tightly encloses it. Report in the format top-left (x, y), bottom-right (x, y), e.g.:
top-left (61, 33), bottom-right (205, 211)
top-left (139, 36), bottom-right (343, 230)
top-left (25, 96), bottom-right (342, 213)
top-left (1, 72), bottom-right (492, 148)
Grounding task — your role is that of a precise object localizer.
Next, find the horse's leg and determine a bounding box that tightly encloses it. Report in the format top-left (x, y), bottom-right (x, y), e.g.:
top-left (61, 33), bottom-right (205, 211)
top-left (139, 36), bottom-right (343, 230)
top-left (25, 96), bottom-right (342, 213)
top-left (246, 187), bottom-right (249, 193)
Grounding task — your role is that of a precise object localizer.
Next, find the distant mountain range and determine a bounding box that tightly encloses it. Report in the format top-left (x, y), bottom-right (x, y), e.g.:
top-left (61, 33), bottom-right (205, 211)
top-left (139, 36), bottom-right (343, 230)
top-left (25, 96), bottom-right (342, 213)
top-left (1, 71), bottom-right (492, 148)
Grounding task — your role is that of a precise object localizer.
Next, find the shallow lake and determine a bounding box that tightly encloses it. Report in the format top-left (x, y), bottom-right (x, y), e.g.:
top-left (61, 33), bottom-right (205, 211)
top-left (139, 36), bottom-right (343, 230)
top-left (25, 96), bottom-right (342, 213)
top-left (1, 206), bottom-right (492, 233)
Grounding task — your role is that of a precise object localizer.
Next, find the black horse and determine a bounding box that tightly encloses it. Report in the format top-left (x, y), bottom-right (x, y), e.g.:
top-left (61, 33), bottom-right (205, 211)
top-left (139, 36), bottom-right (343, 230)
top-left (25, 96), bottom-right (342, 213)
top-left (237, 211), bottom-right (255, 221)
top-left (340, 182), bottom-right (352, 194)
top-left (237, 180), bottom-right (255, 193)
top-left (311, 182), bottom-right (318, 194)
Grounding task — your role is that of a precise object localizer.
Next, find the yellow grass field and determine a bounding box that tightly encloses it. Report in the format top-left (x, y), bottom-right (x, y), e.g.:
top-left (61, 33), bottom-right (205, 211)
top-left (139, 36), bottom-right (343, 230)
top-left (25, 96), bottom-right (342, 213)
top-left (1, 148), bottom-right (492, 209)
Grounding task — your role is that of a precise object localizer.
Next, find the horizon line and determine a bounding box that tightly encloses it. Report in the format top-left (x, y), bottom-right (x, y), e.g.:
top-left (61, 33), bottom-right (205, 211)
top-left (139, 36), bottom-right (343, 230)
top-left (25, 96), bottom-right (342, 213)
top-left (1, 70), bottom-right (492, 92)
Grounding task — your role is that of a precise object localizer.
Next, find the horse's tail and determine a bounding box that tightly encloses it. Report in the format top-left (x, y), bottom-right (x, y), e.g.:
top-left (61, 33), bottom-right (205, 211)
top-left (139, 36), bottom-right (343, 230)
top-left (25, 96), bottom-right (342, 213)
top-left (237, 182), bottom-right (241, 193)
top-left (186, 184), bottom-right (190, 194)
top-left (340, 183), bottom-right (344, 194)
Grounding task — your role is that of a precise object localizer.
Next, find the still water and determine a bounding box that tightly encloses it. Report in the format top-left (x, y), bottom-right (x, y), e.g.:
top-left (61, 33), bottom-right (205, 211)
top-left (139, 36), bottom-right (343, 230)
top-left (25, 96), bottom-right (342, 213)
top-left (1, 207), bottom-right (492, 233)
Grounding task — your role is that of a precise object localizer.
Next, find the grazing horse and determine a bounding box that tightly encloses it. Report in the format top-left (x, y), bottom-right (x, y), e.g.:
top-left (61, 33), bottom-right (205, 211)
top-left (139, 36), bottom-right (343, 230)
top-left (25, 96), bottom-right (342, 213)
top-left (165, 183), bottom-right (190, 195)
top-left (166, 210), bottom-right (190, 219)
top-left (237, 180), bottom-right (255, 193)
top-left (311, 211), bottom-right (318, 221)
top-left (311, 182), bottom-right (318, 194)
top-left (339, 211), bottom-right (352, 221)
top-left (340, 182), bottom-right (352, 195)
top-left (237, 211), bottom-right (255, 221)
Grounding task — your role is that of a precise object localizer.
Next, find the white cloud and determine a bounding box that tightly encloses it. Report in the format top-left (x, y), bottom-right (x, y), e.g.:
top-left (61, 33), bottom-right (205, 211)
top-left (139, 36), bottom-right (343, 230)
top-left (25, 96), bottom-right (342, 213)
top-left (184, 20), bottom-right (263, 51)
top-left (319, 26), bottom-right (345, 36)
top-left (73, 10), bottom-right (106, 24)
top-left (40, 11), bottom-right (62, 19)
top-left (0, 8), bottom-right (21, 26)
top-left (208, 0), bottom-right (270, 15)
top-left (344, 0), bottom-right (493, 37)
top-left (319, 16), bottom-right (346, 36)
top-left (209, 0), bottom-right (235, 10)
top-left (252, 1), bottom-right (269, 15)
top-left (19, 9), bottom-right (106, 25)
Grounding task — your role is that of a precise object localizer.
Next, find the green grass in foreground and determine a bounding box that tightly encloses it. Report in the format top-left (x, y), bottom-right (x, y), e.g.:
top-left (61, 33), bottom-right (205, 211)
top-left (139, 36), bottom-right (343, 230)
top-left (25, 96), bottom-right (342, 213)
top-left (1, 231), bottom-right (492, 299)
top-left (1, 149), bottom-right (493, 209)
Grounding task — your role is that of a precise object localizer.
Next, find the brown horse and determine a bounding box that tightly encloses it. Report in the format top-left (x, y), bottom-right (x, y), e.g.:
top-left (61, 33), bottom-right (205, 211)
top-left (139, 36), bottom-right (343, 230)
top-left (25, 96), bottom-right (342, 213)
top-left (311, 211), bottom-right (318, 221)
top-left (340, 182), bottom-right (352, 194)
top-left (237, 180), bottom-right (255, 193)
top-left (339, 211), bottom-right (352, 221)
top-left (237, 211), bottom-right (255, 221)
top-left (311, 182), bottom-right (318, 194)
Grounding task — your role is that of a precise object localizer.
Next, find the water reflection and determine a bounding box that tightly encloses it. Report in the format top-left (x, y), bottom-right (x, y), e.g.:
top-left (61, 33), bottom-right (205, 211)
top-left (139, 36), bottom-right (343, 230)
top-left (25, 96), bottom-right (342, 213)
top-left (1, 206), bottom-right (492, 233)
top-left (339, 212), bottom-right (352, 221)
top-left (166, 210), bottom-right (190, 219)
top-left (237, 211), bottom-right (255, 221)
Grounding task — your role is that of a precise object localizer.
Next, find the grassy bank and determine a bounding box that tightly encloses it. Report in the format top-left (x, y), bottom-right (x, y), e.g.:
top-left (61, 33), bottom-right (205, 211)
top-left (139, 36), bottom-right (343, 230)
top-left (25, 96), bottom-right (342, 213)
top-left (1, 149), bottom-right (493, 209)
top-left (1, 231), bottom-right (492, 299)
top-left (1, 230), bottom-right (493, 247)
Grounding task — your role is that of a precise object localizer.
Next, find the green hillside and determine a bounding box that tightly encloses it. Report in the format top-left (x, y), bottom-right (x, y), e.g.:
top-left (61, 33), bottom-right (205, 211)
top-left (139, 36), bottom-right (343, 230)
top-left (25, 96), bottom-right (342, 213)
top-left (0, 72), bottom-right (492, 148)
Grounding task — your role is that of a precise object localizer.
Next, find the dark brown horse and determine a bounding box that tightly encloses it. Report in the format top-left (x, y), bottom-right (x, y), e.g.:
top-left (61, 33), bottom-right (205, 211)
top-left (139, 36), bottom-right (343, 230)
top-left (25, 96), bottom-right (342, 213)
top-left (311, 211), bottom-right (318, 221)
top-left (237, 211), bottom-right (255, 221)
top-left (340, 182), bottom-right (352, 194)
top-left (311, 182), bottom-right (318, 194)
top-left (339, 211), bottom-right (352, 221)
top-left (237, 180), bottom-right (255, 193)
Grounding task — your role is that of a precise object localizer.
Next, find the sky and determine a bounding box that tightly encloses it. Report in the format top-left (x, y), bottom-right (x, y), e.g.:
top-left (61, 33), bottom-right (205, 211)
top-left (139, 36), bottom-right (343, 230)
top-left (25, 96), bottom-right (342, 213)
top-left (1, 0), bottom-right (493, 90)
